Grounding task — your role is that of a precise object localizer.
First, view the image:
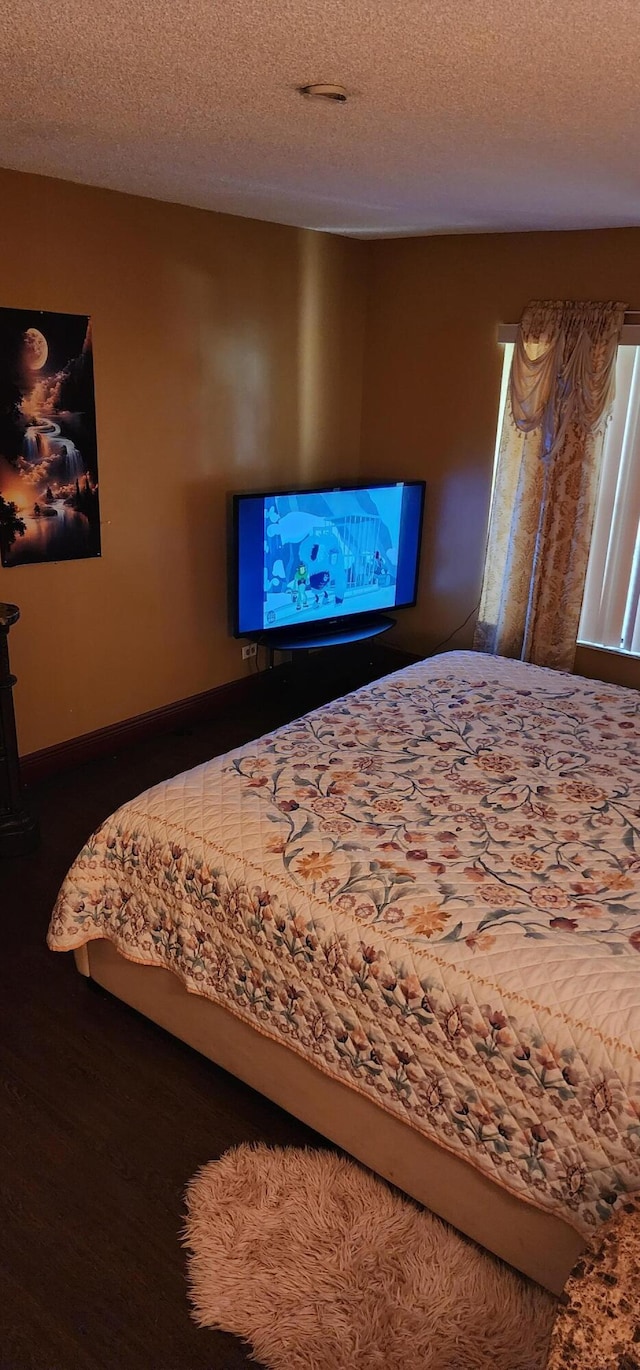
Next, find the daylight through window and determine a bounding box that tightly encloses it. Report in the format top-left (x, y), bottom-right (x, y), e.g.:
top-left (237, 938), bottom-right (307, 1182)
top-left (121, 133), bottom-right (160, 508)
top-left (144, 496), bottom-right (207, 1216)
top-left (493, 334), bottom-right (640, 660)
top-left (579, 345), bottom-right (640, 656)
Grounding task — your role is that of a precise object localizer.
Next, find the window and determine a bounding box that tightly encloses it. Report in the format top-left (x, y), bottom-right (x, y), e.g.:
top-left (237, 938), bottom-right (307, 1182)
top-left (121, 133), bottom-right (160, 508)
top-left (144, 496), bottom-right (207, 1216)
top-left (490, 342), bottom-right (514, 516)
top-left (495, 324), bottom-right (640, 659)
top-left (579, 345), bottom-right (640, 655)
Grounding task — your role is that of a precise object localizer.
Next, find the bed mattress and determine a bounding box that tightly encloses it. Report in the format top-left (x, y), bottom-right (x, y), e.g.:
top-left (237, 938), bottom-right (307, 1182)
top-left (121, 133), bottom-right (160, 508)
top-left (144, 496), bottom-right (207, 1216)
top-left (48, 651), bottom-right (640, 1234)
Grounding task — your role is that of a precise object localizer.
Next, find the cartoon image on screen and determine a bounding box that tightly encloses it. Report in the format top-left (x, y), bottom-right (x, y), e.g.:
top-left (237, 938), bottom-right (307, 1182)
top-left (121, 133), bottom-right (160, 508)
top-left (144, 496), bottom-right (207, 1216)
top-left (261, 486), bottom-right (403, 630)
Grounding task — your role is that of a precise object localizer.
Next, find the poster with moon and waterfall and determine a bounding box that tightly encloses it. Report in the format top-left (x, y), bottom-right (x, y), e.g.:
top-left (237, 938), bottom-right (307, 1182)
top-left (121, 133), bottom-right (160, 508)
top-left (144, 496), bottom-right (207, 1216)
top-left (0, 307), bottom-right (100, 567)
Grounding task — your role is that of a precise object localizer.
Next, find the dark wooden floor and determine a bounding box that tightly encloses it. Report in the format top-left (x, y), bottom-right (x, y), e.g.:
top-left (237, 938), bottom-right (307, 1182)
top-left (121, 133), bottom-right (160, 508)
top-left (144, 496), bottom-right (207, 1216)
top-left (1, 656), bottom-right (397, 1370)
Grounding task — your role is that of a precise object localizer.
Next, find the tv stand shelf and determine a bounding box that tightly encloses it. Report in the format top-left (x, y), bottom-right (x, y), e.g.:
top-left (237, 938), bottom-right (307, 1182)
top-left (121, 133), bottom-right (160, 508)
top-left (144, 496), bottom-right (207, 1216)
top-left (263, 613), bottom-right (395, 653)
top-left (261, 627), bottom-right (416, 713)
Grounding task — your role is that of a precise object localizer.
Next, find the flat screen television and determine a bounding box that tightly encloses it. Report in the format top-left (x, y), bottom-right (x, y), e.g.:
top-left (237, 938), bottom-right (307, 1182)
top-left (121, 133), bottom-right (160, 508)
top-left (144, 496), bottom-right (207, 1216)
top-left (232, 480), bottom-right (425, 647)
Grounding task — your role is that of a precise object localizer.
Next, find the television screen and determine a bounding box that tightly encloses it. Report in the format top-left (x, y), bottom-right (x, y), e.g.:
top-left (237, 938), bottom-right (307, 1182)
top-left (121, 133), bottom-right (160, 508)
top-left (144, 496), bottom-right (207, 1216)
top-left (233, 480), bottom-right (425, 640)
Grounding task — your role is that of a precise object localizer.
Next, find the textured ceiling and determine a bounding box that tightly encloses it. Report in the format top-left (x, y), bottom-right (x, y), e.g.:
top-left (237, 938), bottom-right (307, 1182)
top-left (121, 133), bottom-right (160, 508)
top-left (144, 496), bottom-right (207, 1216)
top-left (2, 0), bottom-right (640, 236)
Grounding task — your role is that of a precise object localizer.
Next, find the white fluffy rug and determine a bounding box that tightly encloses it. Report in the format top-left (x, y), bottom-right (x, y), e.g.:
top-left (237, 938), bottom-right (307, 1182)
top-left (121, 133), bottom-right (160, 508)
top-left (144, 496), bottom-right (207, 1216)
top-left (183, 1144), bottom-right (556, 1370)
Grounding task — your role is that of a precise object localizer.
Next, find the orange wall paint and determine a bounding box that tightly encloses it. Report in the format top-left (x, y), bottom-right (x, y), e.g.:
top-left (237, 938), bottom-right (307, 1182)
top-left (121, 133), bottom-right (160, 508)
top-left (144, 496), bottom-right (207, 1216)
top-left (3, 178), bottom-right (640, 758)
top-left (361, 228), bottom-right (640, 686)
top-left (0, 170), bottom-right (366, 754)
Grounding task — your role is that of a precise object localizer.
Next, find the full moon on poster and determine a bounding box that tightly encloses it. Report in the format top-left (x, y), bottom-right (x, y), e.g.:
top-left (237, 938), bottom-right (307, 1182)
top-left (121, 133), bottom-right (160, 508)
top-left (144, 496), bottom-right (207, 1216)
top-left (0, 307), bottom-right (100, 567)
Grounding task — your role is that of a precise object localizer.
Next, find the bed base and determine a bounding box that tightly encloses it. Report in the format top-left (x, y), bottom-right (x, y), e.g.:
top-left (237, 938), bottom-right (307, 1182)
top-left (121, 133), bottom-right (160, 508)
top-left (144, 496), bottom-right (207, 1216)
top-left (75, 939), bottom-right (583, 1294)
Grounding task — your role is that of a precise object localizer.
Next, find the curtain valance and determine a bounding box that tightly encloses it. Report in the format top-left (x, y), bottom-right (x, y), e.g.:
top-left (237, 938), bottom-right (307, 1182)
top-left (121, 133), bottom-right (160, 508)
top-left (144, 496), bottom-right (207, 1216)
top-left (510, 300), bottom-right (626, 463)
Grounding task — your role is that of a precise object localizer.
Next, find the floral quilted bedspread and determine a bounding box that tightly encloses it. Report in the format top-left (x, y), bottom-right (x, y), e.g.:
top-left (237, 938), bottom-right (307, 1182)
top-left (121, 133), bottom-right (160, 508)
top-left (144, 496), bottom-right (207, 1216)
top-left (48, 652), bottom-right (640, 1232)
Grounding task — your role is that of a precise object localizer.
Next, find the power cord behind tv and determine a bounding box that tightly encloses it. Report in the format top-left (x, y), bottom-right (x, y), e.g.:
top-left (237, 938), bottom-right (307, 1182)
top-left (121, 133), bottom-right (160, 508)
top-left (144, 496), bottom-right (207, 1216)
top-left (428, 600), bottom-right (480, 657)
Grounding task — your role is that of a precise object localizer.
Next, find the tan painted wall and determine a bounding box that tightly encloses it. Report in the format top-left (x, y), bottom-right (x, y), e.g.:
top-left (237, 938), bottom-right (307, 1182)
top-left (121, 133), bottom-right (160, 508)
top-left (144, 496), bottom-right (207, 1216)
top-left (4, 186), bottom-right (639, 758)
top-left (0, 170), bottom-right (366, 754)
top-left (361, 229), bottom-right (640, 688)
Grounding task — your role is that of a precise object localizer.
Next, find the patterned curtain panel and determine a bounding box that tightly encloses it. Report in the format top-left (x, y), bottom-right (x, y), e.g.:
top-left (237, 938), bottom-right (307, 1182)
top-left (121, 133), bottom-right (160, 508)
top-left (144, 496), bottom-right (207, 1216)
top-left (474, 300), bottom-right (626, 671)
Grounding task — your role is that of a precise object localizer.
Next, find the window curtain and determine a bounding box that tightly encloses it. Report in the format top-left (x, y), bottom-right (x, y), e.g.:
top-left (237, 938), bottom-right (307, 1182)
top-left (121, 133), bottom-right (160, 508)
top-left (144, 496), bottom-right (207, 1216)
top-left (474, 300), bottom-right (627, 671)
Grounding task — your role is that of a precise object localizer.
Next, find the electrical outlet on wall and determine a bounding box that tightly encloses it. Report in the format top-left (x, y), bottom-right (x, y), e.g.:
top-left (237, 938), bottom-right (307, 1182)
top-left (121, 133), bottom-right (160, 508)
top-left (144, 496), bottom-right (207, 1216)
top-left (242, 643), bottom-right (258, 660)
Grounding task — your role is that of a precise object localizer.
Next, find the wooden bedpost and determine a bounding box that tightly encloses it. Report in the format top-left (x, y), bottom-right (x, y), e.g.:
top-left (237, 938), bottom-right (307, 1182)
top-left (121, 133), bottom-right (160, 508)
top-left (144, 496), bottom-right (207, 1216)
top-left (0, 603), bottom-right (39, 857)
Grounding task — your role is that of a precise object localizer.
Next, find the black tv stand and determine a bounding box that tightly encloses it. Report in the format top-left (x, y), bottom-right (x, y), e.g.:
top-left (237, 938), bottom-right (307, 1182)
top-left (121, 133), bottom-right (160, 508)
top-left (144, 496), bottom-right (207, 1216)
top-left (264, 613), bottom-right (395, 652)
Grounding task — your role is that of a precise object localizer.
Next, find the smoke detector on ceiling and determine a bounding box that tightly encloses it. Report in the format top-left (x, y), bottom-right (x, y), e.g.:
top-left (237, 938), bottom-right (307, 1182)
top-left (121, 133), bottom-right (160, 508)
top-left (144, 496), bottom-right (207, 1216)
top-left (297, 83), bottom-right (348, 103)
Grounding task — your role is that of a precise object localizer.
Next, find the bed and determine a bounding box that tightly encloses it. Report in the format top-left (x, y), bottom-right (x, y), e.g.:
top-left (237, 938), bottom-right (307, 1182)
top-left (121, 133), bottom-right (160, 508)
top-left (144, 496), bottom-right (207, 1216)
top-left (48, 651), bottom-right (640, 1294)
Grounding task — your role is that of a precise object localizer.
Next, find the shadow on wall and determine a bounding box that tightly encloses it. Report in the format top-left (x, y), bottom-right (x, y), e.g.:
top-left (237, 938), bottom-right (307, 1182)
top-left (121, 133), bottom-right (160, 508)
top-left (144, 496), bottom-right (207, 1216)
top-left (177, 227), bottom-right (364, 683)
top-left (183, 476), bottom-right (234, 653)
top-left (381, 463), bottom-right (489, 659)
top-left (296, 229), bottom-right (364, 484)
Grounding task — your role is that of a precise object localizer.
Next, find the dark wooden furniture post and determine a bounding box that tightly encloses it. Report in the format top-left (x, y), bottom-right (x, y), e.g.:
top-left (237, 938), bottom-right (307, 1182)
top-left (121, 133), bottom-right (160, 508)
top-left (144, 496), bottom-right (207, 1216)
top-left (0, 603), bottom-right (38, 856)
